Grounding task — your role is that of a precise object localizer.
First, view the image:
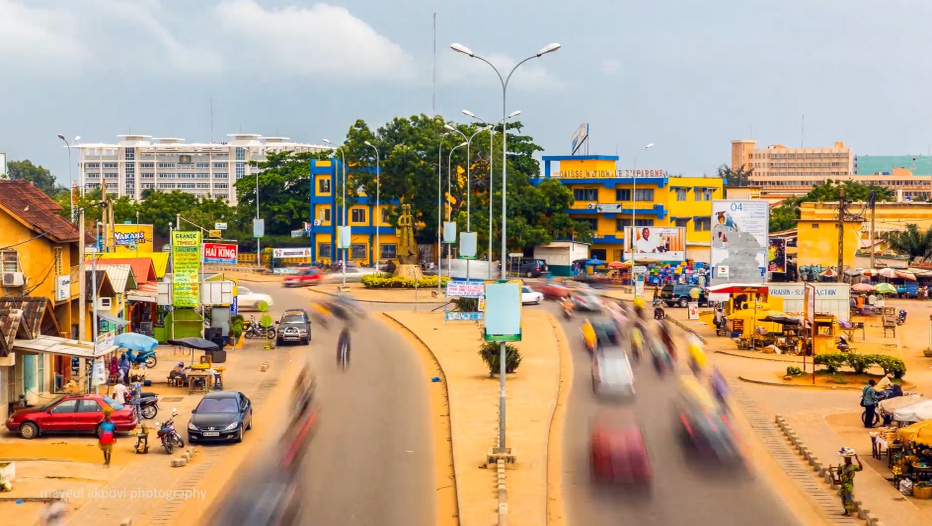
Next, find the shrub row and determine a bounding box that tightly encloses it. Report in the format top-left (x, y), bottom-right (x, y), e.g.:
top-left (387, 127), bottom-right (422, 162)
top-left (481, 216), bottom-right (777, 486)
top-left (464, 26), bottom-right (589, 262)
top-left (813, 353), bottom-right (907, 378)
top-left (360, 273), bottom-right (451, 289)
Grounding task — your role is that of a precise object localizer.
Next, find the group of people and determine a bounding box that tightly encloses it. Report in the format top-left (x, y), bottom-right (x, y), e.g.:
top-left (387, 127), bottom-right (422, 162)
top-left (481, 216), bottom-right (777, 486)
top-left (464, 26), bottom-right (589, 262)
top-left (860, 374), bottom-right (904, 428)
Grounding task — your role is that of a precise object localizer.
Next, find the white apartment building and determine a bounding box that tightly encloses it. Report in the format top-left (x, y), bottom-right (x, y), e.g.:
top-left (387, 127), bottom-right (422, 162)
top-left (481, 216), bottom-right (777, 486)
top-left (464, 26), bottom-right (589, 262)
top-left (76, 134), bottom-right (329, 204)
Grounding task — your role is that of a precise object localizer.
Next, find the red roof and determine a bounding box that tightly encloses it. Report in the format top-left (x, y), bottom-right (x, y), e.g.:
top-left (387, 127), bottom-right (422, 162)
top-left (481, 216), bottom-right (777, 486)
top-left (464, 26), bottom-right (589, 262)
top-left (93, 258), bottom-right (157, 284)
top-left (0, 180), bottom-right (94, 244)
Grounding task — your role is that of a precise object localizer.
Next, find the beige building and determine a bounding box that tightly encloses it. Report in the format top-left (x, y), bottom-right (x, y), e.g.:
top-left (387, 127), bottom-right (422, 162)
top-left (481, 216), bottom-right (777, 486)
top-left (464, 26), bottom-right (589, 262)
top-left (732, 140), bottom-right (860, 196)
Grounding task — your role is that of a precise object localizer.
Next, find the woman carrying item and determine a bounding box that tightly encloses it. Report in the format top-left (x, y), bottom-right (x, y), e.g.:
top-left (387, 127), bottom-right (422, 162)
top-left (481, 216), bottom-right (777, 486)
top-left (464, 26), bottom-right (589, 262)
top-left (861, 379), bottom-right (880, 428)
top-left (833, 448), bottom-right (862, 516)
top-left (98, 406), bottom-right (117, 467)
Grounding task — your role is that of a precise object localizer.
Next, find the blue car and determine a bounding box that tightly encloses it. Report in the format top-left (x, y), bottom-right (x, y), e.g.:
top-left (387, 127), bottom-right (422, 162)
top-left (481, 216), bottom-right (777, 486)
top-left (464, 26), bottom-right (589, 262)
top-left (188, 391), bottom-right (253, 443)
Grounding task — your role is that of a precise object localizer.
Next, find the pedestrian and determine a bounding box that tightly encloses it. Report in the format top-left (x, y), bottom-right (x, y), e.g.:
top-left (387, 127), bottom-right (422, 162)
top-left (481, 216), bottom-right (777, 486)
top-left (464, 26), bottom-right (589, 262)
top-left (39, 500), bottom-right (68, 526)
top-left (111, 381), bottom-right (127, 404)
top-left (713, 307), bottom-right (725, 334)
top-left (118, 353), bottom-right (130, 384)
top-left (861, 379), bottom-right (880, 428)
top-left (833, 448), bottom-right (862, 516)
top-left (98, 406), bottom-right (116, 467)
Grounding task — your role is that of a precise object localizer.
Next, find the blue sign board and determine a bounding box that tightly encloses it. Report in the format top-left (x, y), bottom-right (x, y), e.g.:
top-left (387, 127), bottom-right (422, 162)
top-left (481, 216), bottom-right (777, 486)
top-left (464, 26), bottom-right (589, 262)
top-left (445, 312), bottom-right (483, 322)
top-left (230, 296), bottom-right (238, 316)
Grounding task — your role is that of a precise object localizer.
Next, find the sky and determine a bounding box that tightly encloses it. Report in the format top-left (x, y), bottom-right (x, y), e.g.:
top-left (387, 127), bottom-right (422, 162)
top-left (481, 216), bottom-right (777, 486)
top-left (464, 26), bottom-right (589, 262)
top-left (3, 0), bottom-right (932, 184)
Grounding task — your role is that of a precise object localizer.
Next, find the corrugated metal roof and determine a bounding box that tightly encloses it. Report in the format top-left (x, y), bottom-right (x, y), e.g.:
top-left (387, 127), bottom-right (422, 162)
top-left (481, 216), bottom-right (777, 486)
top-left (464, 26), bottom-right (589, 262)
top-left (99, 264), bottom-right (136, 294)
top-left (0, 180), bottom-right (95, 244)
top-left (88, 253), bottom-right (167, 279)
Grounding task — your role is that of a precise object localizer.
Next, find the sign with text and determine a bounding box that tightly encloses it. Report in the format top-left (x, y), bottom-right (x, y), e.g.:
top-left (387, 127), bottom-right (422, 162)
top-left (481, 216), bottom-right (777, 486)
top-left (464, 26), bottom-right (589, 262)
top-left (445, 281), bottom-right (484, 298)
top-left (253, 219), bottom-right (264, 238)
top-left (446, 312), bottom-right (484, 322)
top-left (443, 222), bottom-right (456, 244)
top-left (208, 230), bottom-right (222, 239)
top-left (571, 123), bottom-right (589, 155)
top-left (711, 200), bottom-right (769, 285)
top-left (804, 283), bottom-right (816, 326)
top-left (768, 238), bottom-right (787, 273)
top-left (337, 226), bottom-right (351, 249)
top-left (552, 169), bottom-right (669, 179)
top-left (272, 248), bottom-right (311, 259)
top-left (171, 231), bottom-right (201, 307)
top-left (113, 224), bottom-right (154, 253)
top-left (203, 243), bottom-right (238, 264)
top-left (624, 226), bottom-right (686, 262)
top-left (215, 222), bottom-right (227, 230)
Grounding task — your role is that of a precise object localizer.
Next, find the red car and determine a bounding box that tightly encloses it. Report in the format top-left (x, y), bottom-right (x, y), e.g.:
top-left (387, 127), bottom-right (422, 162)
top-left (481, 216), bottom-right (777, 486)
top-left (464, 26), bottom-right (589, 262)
top-left (539, 281), bottom-right (571, 300)
top-left (283, 267), bottom-right (323, 288)
top-left (5, 394), bottom-right (137, 439)
top-left (591, 410), bottom-right (651, 484)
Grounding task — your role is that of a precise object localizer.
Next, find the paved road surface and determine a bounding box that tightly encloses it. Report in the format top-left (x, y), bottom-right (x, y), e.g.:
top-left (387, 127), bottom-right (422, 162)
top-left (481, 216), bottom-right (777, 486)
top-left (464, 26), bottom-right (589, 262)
top-left (251, 283), bottom-right (435, 526)
top-left (553, 302), bottom-right (803, 526)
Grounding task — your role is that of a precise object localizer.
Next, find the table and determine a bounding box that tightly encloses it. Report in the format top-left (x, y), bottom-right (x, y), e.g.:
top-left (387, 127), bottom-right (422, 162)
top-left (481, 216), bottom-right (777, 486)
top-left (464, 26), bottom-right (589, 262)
top-left (872, 436), bottom-right (888, 460)
top-left (841, 322), bottom-right (866, 342)
top-left (187, 370), bottom-right (214, 394)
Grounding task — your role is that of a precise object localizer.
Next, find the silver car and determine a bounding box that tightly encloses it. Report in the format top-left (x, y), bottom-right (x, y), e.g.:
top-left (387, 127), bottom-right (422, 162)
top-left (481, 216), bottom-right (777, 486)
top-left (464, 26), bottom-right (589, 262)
top-left (572, 291), bottom-right (604, 312)
top-left (591, 350), bottom-right (636, 399)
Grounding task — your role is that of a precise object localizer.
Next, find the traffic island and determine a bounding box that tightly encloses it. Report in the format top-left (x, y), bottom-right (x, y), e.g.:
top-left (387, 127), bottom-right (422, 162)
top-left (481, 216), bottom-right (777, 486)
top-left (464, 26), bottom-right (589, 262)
top-left (384, 310), bottom-right (562, 526)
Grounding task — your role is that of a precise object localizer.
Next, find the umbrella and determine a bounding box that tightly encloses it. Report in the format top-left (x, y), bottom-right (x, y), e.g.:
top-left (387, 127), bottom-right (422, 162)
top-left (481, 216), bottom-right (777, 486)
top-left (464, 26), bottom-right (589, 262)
top-left (851, 283), bottom-right (875, 292)
top-left (819, 269), bottom-right (837, 277)
top-left (875, 283), bottom-right (897, 294)
top-left (897, 420), bottom-right (932, 447)
top-left (894, 399), bottom-right (932, 423)
top-left (168, 337), bottom-right (220, 365)
top-left (586, 259), bottom-right (603, 266)
top-left (114, 333), bottom-right (158, 352)
top-left (608, 261), bottom-right (625, 269)
top-left (879, 268), bottom-right (898, 278)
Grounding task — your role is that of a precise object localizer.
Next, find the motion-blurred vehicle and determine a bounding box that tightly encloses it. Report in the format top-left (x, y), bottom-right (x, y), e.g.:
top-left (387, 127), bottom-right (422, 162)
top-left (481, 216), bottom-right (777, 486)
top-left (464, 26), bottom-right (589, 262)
top-left (539, 280), bottom-right (571, 300)
top-left (660, 284), bottom-right (707, 308)
top-left (277, 311), bottom-right (310, 345)
top-left (521, 286), bottom-right (544, 305)
top-left (237, 286), bottom-right (275, 310)
top-left (590, 409), bottom-right (651, 484)
top-left (582, 316), bottom-right (618, 354)
top-left (678, 376), bottom-right (743, 462)
top-left (572, 290), bottom-right (603, 312)
top-left (6, 394), bottom-right (137, 439)
top-left (283, 267), bottom-right (323, 288)
top-left (591, 350), bottom-right (636, 398)
top-left (188, 391), bottom-right (253, 444)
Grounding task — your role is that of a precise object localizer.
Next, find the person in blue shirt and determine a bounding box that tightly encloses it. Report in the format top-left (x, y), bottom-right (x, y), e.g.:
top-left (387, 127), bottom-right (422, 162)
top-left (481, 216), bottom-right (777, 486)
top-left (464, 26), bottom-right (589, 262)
top-left (98, 406), bottom-right (116, 466)
top-left (861, 379), bottom-right (880, 428)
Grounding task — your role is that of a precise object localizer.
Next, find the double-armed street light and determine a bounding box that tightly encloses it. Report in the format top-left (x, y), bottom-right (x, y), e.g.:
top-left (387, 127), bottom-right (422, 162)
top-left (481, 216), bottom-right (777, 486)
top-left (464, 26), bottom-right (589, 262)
top-left (323, 139), bottom-right (347, 288)
top-left (364, 141), bottom-right (380, 269)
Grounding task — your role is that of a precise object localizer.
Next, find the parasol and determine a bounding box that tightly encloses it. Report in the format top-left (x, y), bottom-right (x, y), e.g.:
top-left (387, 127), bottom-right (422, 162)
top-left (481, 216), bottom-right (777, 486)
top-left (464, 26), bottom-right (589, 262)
top-left (114, 333), bottom-right (159, 352)
top-left (875, 283), bottom-right (897, 295)
top-left (897, 419), bottom-right (932, 447)
top-left (608, 261), bottom-right (625, 269)
top-left (819, 268), bottom-right (837, 278)
top-left (851, 283), bottom-right (875, 292)
top-left (880, 395), bottom-right (925, 419)
top-left (168, 337), bottom-right (220, 365)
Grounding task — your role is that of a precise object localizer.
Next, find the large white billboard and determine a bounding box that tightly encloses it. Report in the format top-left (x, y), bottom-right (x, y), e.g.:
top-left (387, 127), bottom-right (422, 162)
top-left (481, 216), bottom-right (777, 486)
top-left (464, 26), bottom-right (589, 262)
top-left (711, 200), bottom-right (769, 284)
top-left (623, 226), bottom-right (686, 262)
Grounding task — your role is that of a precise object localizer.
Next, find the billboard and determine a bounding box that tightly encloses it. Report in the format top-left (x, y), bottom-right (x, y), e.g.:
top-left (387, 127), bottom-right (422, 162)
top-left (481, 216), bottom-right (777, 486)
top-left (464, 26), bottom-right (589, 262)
top-left (711, 200), bottom-right (769, 284)
top-left (113, 224), bottom-right (154, 253)
top-left (203, 243), bottom-right (238, 264)
top-left (273, 248), bottom-right (311, 259)
top-left (623, 226), bottom-right (686, 262)
top-left (171, 231), bottom-right (201, 307)
top-left (768, 238), bottom-right (787, 273)
top-left (571, 123), bottom-right (589, 155)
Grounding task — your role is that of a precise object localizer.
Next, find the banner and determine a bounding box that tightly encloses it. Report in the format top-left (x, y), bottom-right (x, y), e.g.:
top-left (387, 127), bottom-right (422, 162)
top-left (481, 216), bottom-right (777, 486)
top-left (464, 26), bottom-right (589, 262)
top-left (768, 238), bottom-right (787, 273)
top-left (445, 281), bottom-right (484, 298)
top-left (273, 248), bottom-right (311, 259)
top-left (711, 200), bottom-right (769, 285)
top-left (623, 226), bottom-right (686, 262)
top-left (203, 243), bottom-right (238, 264)
top-left (171, 231), bottom-right (201, 307)
top-left (113, 224), bottom-right (154, 253)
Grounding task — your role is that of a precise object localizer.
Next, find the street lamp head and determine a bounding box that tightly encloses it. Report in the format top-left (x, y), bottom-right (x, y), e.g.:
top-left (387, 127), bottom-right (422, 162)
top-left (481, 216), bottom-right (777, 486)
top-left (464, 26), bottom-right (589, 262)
top-left (462, 109), bottom-right (475, 118)
top-left (57, 134), bottom-right (65, 141)
top-left (537, 43), bottom-right (562, 57)
top-left (508, 110), bottom-right (522, 118)
top-left (458, 142), bottom-right (467, 147)
top-left (450, 43), bottom-right (474, 57)
top-left (322, 138), bottom-right (333, 145)
top-left (645, 143), bottom-right (655, 149)
top-left (74, 136), bottom-right (80, 142)
top-left (444, 124), bottom-right (456, 132)
top-left (364, 140), bottom-right (373, 147)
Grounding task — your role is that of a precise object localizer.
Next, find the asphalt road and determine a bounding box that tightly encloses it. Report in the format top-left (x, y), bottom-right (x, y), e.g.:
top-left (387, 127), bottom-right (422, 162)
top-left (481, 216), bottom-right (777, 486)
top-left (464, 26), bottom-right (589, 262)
top-left (553, 302), bottom-right (803, 526)
top-left (248, 283), bottom-right (436, 526)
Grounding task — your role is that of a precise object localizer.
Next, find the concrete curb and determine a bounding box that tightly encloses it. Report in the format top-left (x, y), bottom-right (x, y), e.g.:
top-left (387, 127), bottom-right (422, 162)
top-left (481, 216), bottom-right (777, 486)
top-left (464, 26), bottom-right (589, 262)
top-left (739, 375), bottom-right (863, 391)
top-left (774, 414), bottom-right (881, 526)
top-left (715, 350), bottom-right (806, 363)
top-left (302, 286), bottom-right (447, 305)
top-left (497, 459), bottom-right (508, 526)
top-left (543, 311), bottom-right (571, 526)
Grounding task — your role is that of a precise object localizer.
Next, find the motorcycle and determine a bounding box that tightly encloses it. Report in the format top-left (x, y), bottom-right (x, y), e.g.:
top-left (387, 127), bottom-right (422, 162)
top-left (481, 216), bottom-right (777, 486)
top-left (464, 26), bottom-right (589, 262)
top-left (156, 409), bottom-right (185, 454)
top-left (244, 317), bottom-right (277, 340)
top-left (897, 309), bottom-right (908, 326)
top-left (125, 349), bottom-right (158, 368)
top-left (653, 299), bottom-right (666, 320)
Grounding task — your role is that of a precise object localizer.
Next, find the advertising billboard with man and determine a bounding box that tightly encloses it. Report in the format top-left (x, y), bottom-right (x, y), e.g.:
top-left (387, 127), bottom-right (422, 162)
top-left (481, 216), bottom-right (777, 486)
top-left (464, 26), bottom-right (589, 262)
top-left (623, 227), bottom-right (686, 262)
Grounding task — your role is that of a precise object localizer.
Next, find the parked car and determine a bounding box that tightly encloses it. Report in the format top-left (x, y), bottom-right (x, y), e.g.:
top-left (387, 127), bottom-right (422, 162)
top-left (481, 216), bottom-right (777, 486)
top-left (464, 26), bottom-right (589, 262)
top-left (6, 395), bottom-right (137, 439)
top-left (660, 284), bottom-right (707, 308)
top-left (187, 391), bottom-right (253, 443)
top-left (521, 286), bottom-right (543, 305)
top-left (590, 409), bottom-right (651, 484)
top-left (539, 280), bottom-right (571, 300)
top-left (591, 350), bottom-right (636, 399)
top-left (277, 311), bottom-right (311, 345)
top-left (517, 258), bottom-right (548, 278)
top-left (237, 286), bottom-right (274, 311)
top-left (283, 267), bottom-right (323, 288)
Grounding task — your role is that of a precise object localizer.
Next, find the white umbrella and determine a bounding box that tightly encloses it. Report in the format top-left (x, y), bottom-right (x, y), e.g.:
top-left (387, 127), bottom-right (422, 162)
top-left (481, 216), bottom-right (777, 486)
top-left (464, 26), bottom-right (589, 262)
top-left (894, 399), bottom-right (932, 423)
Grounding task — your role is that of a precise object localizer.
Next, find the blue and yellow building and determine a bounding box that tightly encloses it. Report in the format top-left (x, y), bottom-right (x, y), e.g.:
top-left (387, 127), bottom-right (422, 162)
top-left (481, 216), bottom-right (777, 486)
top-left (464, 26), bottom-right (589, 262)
top-left (537, 155), bottom-right (724, 263)
top-left (309, 159), bottom-right (400, 266)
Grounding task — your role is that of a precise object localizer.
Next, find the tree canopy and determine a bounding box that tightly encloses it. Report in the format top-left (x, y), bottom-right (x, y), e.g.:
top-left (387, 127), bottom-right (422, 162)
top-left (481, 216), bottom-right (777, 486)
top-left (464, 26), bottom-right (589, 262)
top-left (8, 159), bottom-right (63, 196)
top-left (881, 224), bottom-right (932, 263)
top-left (768, 179), bottom-right (895, 232)
top-left (718, 164), bottom-right (753, 188)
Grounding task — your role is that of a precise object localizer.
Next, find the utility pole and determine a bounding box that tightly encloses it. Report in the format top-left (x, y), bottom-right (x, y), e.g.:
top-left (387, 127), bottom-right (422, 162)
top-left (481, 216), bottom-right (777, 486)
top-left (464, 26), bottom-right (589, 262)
top-left (837, 188), bottom-right (846, 283)
top-left (869, 190), bottom-right (877, 271)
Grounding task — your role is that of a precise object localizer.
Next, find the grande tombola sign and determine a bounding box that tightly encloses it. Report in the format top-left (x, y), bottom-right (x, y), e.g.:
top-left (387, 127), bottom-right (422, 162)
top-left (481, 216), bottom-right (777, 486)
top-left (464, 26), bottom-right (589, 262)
top-left (172, 231), bottom-right (201, 307)
top-left (710, 200), bottom-right (769, 285)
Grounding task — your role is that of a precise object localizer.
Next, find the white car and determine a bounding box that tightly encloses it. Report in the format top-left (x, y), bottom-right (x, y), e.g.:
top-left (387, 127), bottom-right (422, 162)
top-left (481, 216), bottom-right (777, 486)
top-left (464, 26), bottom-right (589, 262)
top-left (237, 286), bottom-right (274, 311)
top-left (521, 286), bottom-right (543, 305)
top-left (592, 350), bottom-right (636, 399)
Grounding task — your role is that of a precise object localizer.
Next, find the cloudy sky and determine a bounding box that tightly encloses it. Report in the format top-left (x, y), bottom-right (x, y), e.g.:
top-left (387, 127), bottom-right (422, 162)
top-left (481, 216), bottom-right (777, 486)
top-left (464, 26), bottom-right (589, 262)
top-left (3, 0), bottom-right (932, 183)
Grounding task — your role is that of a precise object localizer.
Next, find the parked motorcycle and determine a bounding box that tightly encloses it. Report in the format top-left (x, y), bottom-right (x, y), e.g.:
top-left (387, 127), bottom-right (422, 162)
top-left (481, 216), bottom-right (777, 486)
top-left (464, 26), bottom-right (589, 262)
top-left (156, 409), bottom-right (185, 454)
top-left (244, 317), bottom-right (277, 340)
top-left (125, 348), bottom-right (158, 368)
top-left (897, 309), bottom-right (908, 326)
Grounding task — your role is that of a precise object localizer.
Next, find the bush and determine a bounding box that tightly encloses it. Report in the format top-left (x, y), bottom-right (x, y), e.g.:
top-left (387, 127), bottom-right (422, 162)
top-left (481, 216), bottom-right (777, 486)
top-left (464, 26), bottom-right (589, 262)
top-left (874, 355), bottom-right (907, 379)
top-left (845, 353), bottom-right (874, 374)
top-left (452, 297), bottom-right (479, 312)
top-left (230, 314), bottom-right (245, 340)
top-left (360, 273), bottom-right (451, 289)
top-left (814, 353), bottom-right (847, 373)
top-left (478, 342), bottom-right (522, 376)
top-left (786, 366), bottom-right (804, 376)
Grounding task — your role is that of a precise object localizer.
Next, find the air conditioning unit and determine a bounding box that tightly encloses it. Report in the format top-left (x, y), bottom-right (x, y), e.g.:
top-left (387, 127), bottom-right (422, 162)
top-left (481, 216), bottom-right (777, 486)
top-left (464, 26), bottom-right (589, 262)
top-left (2, 272), bottom-right (24, 287)
top-left (97, 297), bottom-right (112, 310)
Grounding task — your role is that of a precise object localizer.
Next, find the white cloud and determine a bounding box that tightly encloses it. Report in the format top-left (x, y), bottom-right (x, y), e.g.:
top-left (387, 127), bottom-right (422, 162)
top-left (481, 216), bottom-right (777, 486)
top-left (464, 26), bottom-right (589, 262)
top-left (601, 58), bottom-right (621, 76)
top-left (0, 0), bottom-right (82, 66)
top-left (213, 0), bottom-right (417, 80)
top-left (442, 50), bottom-right (563, 91)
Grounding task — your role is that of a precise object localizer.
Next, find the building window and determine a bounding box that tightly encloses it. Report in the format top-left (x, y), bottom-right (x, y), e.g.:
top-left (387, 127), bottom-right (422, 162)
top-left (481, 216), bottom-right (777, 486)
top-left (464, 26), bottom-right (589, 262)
top-left (320, 207), bottom-right (331, 222)
top-left (380, 244), bottom-right (397, 260)
top-left (140, 162), bottom-right (154, 168)
top-left (214, 183), bottom-right (229, 189)
top-left (213, 162), bottom-right (227, 169)
top-left (318, 243), bottom-right (332, 259)
top-left (124, 148), bottom-right (135, 161)
top-left (235, 147), bottom-right (246, 161)
top-left (615, 189), bottom-right (631, 201)
top-left (318, 178), bottom-right (331, 194)
top-left (1, 251), bottom-right (19, 273)
top-left (197, 183), bottom-right (209, 189)
top-left (157, 162), bottom-right (175, 169)
top-left (581, 218), bottom-right (598, 230)
top-left (634, 219), bottom-right (654, 227)
top-left (675, 188), bottom-right (687, 201)
top-left (695, 188), bottom-right (714, 201)
top-left (236, 162), bottom-right (245, 180)
top-left (195, 162), bottom-right (210, 168)
top-left (103, 173), bottom-right (118, 179)
top-left (141, 173), bottom-right (154, 179)
top-left (695, 217), bottom-right (712, 231)
top-left (634, 189), bottom-right (654, 201)
top-left (616, 218), bottom-right (631, 230)
top-left (812, 223), bottom-right (820, 229)
top-left (351, 208), bottom-right (367, 223)
top-left (103, 162), bottom-right (118, 169)
top-left (674, 218), bottom-right (689, 228)
top-left (158, 183), bottom-right (176, 189)
top-left (85, 162), bottom-right (100, 169)
top-left (350, 244), bottom-right (367, 259)
top-left (573, 188), bottom-right (598, 201)
top-left (215, 173), bottom-right (229, 179)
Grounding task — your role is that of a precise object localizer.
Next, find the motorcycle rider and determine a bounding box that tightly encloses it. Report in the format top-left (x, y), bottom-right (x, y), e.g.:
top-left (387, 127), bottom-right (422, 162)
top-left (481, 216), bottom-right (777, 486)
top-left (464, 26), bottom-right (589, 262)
top-left (562, 296), bottom-right (574, 318)
top-left (633, 296), bottom-right (646, 320)
top-left (658, 320), bottom-right (677, 359)
top-left (292, 363), bottom-right (316, 421)
top-left (688, 338), bottom-right (707, 375)
top-left (336, 321), bottom-right (352, 368)
top-left (710, 367), bottom-right (729, 409)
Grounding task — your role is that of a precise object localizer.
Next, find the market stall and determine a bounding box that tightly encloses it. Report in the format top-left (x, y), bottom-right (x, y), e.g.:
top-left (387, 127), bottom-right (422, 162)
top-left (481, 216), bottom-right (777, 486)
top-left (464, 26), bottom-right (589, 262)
top-left (888, 421), bottom-right (932, 497)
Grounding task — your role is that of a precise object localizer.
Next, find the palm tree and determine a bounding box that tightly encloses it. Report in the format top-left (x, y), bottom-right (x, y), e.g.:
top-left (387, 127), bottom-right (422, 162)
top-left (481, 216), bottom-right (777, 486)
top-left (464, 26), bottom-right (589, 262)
top-left (717, 164), bottom-right (754, 188)
top-left (881, 224), bottom-right (932, 263)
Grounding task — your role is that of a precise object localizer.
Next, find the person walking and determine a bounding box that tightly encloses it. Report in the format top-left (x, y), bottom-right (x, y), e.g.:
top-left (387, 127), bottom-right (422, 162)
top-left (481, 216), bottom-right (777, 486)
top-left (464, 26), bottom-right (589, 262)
top-left (98, 406), bottom-right (116, 466)
top-left (39, 500), bottom-right (68, 526)
top-left (861, 379), bottom-right (880, 428)
top-left (833, 448), bottom-right (863, 516)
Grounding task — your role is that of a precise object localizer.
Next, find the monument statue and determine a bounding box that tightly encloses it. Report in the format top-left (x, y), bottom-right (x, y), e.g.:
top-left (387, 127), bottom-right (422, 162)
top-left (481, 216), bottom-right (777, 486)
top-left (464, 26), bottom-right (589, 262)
top-left (394, 203), bottom-right (424, 280)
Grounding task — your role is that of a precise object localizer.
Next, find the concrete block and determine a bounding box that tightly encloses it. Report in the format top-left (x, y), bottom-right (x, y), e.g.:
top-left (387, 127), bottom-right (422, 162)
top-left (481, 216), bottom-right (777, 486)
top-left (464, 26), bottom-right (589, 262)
top-left (774, 414), bottom-right (783, 424)
top-left (858, 509), bottom-right (870, 520)
top-left (823, 472), bottom-right (833, 484)
top-left (808, 455), bottom-right (819, 466)
top-left (171, 458), bottom-right (187, 468)
top-left (812, 462), bottom-right (822, 472)
top-left (853, 499), bottom-right (861, 511)
top-left (120, 520), bottom-right (132, 526)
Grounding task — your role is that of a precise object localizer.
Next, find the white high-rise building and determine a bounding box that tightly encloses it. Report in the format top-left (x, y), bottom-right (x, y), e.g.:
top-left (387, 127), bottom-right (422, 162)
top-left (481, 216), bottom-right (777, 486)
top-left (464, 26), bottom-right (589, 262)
top-left (76, 134), bottom-right (329, 204)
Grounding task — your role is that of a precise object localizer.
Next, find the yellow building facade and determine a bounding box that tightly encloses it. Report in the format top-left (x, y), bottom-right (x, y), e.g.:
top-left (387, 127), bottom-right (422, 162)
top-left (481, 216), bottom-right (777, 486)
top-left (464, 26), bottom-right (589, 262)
top-left (539, 155), bottom-right (723, 262)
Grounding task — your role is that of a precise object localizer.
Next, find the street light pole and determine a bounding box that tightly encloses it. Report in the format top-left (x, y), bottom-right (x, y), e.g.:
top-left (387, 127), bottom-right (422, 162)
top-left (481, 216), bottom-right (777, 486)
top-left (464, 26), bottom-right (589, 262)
top-left (59, 134), bottom-right (85, 345)
top-left (437, 133), bottom-right (449, 294)
top-left (256, 164), bottom-right (261, 269)
top-left (448, 142), bottom-right (467, 282)
top-left (451, 41), bottom-right (561, 455)
top-left (630, 143), bottom-right (654, 297)
top-left (323, 140), bottom-right (347, 289)
top-left (365, 141), bottom-right (380, 269)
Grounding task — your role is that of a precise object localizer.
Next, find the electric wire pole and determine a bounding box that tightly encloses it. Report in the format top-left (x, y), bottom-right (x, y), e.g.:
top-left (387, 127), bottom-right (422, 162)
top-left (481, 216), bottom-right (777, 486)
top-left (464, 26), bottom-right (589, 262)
top-left (837, 188), bottom-right (846, 283)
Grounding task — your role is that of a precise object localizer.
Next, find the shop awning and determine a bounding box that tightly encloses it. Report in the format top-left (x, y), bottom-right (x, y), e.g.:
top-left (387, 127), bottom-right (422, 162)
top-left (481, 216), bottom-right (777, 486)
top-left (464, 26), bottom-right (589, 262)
top-left (707, 283), bottom-right (769, 295)
top-left (96, 311), bottom-right (129, 327)
top-left (126, 293), bottom-right (157, 303)
top-left (13, 335), bottom-right (115, 358)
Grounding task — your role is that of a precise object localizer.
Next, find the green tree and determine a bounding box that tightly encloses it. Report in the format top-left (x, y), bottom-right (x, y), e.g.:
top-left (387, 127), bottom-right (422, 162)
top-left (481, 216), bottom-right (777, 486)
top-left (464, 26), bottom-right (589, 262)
top-left (768, 180), bottom-right (895, 232)
top-left (718, 164), bottom-right (753, 188)
top-left (881, 224), bottom-right (932, 263)
top-left (7, 159), bottom-right (63, 196)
